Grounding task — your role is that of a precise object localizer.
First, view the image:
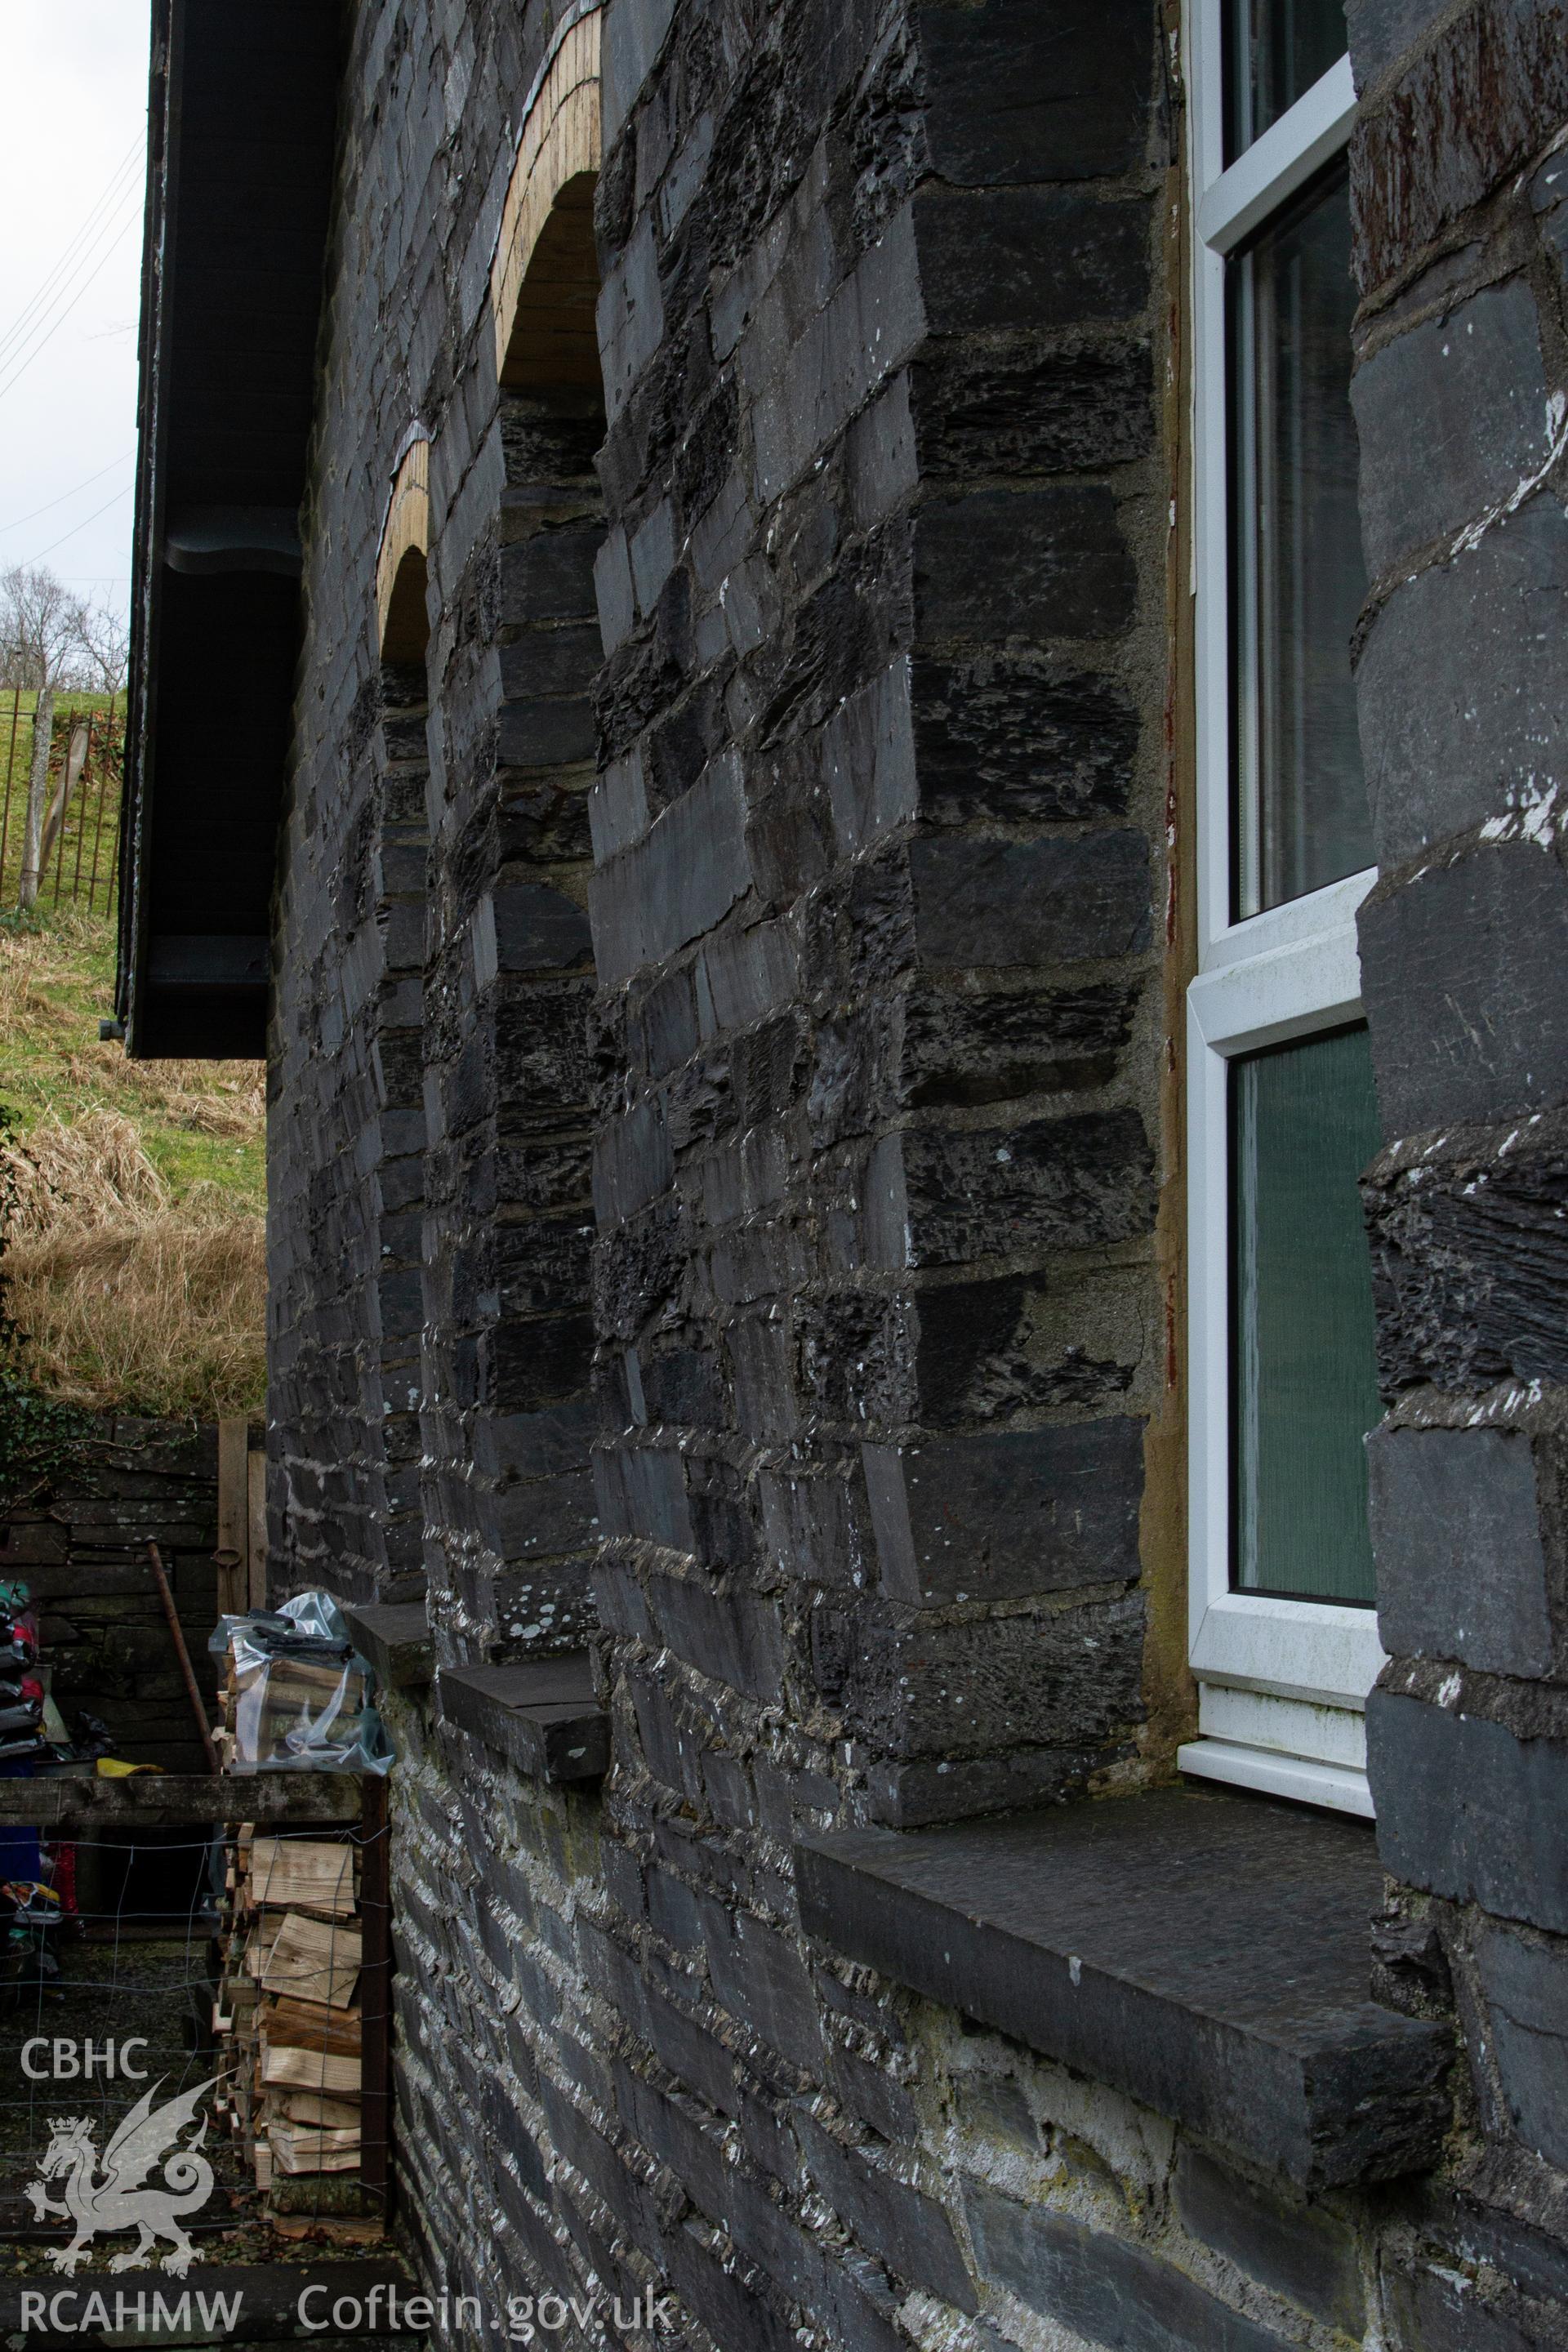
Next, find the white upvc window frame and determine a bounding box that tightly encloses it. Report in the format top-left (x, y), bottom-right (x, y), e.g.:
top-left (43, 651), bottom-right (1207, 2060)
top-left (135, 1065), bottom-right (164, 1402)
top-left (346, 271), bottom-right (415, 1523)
top-left (1181, 22), bottom-right (1381, 1818)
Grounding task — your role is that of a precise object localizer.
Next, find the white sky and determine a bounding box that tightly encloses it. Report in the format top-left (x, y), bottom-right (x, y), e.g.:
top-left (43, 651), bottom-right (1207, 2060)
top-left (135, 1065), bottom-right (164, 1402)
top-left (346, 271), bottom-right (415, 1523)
top-left (0, 2), bottom-right (150, 623)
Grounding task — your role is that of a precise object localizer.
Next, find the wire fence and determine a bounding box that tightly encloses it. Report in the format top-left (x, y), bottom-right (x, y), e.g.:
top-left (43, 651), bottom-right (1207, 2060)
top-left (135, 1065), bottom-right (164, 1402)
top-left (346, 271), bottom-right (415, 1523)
top-left (0, 1812), bottom-right (390, 2253)
top-left (0, 688), bottom-right (124, 922)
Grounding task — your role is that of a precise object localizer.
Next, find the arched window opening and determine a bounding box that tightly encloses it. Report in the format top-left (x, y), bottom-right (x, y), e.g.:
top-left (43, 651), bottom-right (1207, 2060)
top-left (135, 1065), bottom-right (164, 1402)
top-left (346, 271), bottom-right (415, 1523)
top-left (422, 24), bottom-right (608, 1662)
top-left (370, 447), bottom-right (434, 1597)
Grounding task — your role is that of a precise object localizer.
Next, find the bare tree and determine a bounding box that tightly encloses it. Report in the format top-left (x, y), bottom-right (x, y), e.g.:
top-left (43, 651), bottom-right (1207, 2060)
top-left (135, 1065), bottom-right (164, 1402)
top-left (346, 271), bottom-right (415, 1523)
top-left (70, 598), bottom-right (129, 696)
top-left (0, 565), bottom-right (88, 693)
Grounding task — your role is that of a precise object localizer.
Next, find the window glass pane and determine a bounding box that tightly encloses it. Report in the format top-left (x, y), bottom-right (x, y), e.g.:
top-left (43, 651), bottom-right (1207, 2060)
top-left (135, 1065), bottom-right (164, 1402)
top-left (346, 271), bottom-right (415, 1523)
top-left (1229, 162), bottom-right (1370, 918)
top-left (1225, 0), bottom-right (1347, 158)
top-left (1232, 1024), bottom-right (1381, 1604)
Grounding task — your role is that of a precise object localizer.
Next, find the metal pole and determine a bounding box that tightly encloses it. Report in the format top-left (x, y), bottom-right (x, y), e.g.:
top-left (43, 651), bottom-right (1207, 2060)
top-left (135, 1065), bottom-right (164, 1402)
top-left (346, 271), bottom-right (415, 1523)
top-left (69, 713), bottom-right (92, 902)
top-left (0, 686), bottom-right (21, 892)
top-left (147, 1539), bottom-right (220, 1773)
top-left (17, 684), bottom-right (52, 911)
top-left (100, 713), bottom-right (122, 911)
top-left (85, 722), bottom-right (109, 913)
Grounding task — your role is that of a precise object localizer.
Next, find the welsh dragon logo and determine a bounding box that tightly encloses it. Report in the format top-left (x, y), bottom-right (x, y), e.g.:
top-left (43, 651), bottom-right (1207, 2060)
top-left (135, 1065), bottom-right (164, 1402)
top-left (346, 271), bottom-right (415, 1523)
top-left (24, 2075), bottom-right (218, 2275)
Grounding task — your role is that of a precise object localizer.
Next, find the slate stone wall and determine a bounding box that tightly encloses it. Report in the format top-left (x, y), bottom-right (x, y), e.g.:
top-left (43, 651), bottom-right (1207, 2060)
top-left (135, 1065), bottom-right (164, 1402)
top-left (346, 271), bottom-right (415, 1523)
top-left (586, 0), bottom-right (1176, 1842)
top-left (0, 1417), bottom-right (220, 1774)
top-left (1349, 0), bottom-right (1568, 2319)
top-left (263, 0), bottom-right (1568, 2345)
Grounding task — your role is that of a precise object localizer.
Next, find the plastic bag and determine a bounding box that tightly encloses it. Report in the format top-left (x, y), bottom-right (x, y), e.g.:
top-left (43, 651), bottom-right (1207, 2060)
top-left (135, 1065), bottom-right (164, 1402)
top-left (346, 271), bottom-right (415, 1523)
top-left (209, 1592), bottom-right (394, 1775)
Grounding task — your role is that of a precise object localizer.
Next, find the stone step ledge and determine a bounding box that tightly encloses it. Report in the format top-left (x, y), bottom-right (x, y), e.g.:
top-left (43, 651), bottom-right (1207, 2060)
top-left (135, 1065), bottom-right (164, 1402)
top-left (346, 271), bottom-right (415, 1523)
top-left (342, 1600), bottom-right (435, 1691)
top-left (797, 1784), bottom-right (1450, 2190)
top-left (437, 1654), bottom-right (609, 1784)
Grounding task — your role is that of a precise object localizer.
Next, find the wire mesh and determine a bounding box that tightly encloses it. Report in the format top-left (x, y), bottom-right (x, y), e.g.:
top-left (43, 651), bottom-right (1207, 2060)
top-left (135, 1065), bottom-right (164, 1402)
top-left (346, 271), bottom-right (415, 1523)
top-left (0, 1814), bottom-right (390, 2265)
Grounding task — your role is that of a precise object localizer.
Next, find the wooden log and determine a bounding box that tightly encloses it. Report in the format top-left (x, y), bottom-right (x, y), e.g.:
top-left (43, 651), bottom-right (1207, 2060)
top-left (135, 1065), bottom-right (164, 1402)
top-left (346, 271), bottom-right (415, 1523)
top-left (215, 1416), bottom-right (249, 1617)
top-left (247, 1445), bottom-right (269, 1610)
top-left (0, 1770), bottom-right (366, 1829)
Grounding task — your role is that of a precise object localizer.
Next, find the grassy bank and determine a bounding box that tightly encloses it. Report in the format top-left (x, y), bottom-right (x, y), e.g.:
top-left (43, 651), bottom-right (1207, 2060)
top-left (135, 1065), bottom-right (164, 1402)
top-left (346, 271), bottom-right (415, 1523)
top-left (0, 905), bottom-right (265, 1416)
top-left (0, 691), bottom-right (124, 917)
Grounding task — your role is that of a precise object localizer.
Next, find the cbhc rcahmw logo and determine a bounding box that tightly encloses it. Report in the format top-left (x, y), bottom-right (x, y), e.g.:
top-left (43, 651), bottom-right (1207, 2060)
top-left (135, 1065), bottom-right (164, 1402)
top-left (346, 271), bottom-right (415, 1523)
top-left (20, 2037), bottom-right (220, 2277)
top-left (22, 2038), bottom-right (151, 2079)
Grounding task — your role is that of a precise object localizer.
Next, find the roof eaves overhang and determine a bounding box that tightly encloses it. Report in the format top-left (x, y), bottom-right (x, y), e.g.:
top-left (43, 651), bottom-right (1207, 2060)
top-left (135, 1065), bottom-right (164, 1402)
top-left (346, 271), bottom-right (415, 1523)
top-left (118, 0), bottom-right (345, 1059)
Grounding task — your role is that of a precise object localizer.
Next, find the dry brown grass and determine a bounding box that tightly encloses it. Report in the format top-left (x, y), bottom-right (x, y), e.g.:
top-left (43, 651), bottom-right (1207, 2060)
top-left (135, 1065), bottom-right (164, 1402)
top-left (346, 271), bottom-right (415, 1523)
top-left (0, 1111), bottom-right (266, 1419)
top-left (3, 1215), bottom-right (266, 1419)
top-left (0, 911), bottom-right (267, 1419)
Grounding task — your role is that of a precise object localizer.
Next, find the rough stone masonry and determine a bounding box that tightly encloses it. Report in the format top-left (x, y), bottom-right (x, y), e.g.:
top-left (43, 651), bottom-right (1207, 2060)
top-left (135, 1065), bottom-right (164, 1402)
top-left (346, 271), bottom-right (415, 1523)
top-left (122, 0), bottom-right (1568, 2345)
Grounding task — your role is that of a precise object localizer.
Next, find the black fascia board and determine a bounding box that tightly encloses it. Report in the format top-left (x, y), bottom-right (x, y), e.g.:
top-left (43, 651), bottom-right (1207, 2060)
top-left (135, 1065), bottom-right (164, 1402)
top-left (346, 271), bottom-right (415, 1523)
top-left (118, 0), bottom-right (346, 1060)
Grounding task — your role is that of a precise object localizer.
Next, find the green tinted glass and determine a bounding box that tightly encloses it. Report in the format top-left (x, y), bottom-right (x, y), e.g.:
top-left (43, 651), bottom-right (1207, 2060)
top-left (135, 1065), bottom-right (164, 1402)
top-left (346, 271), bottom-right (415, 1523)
top-left (1232, 1024), bottom-right (1381, 1602)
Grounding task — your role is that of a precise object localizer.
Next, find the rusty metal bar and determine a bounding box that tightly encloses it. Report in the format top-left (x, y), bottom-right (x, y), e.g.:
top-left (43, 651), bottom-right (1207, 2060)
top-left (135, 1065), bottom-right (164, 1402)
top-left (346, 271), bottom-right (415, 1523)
top-left (147, 1538), bottom-right (220, 1772)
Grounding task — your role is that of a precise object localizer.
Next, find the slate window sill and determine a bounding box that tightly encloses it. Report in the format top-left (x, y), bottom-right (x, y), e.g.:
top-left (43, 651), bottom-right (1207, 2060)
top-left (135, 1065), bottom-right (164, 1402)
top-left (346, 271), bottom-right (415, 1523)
top-left (437, 1655), bottom-right (609, 1784)
top-left (797, 1784), bottom-right (1450, 2189)
top-left (341, 1601), bottom-right (434, 1691)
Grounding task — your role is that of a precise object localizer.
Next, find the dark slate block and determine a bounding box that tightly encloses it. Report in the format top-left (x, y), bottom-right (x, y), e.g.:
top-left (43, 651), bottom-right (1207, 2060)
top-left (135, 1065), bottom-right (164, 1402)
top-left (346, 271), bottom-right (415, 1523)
top-left (644, 1567), bottom-right (786, 1704)
top-left (911, 648), bottom-right (1138, 826)
top-left (589, 755), bottom-right (753, 987)
top-left (482, 1464), bottom-right (598, 1562)
top-left (500, 520), bottom-right (603, 626)
top-left (797, 1786), bottom-right (1450, 2186)
top-left (915, 486), bottom-right (1136, 644)
top-left (1382, 2256), bottom-right (1547, 2352)
top-left (1352, 280), bottom-right (1552, 576)
top-left (1362, 1111), bottom-right (1568, 1396)
top-left (1356, 497), bottom-right (1568, 863)
top-left (1411, 2179), bottom-right (1568, 2310)
top-left (911, 335), bottom-right (1152, 479)
top-left (1369, 1682), bottom-right (1568, 1933)
top-left (866, 1744), bottom-right (1109, 1829)
top-left (909, 832), bottom-right (1150, 968)
top-left (1476, 1921), bottom-right (1568, 2172)
top-left (1346, 0), bottom-right (1450, 90)
top-left (495, 693), bottom-right (598, 769)
top-left (966, 2187), bottom-right (1297, 2352)
top-left (1173, 2145), bottom-right (1365, 2335)
top-left (918, 0), bottom-right (1152, 182)
top-left (700, 1902), bottom-right (825, 2074)
top-left (792, 2106), bottom-right (977, 2311)
top-left (498, 621), bottom-right (604, 702)
top-left (1351, 0), bottom-right (1568, 289)
top-left (896, 1106), bottom-right (1157, 1267)
top-left (1360, 835), bottom-right (1568, 1135)
top-left (902, 978), bottom-right (1140, 1110)
top-left (492, 880), bottom-right (595, 973)
top-left (1368, 1426), bottom-right (1553, 1676)
top-left (862, 1421), bottom-right (1143, 1603)
top-left (915, 186), bottom-right (1152, 334)
top-left (341, 1600), bottom-right (434, 1689)
top-left (826, 1588), bottom-right (1145, 1758)
top-left (437, 1653), bottom-right (608, 1783)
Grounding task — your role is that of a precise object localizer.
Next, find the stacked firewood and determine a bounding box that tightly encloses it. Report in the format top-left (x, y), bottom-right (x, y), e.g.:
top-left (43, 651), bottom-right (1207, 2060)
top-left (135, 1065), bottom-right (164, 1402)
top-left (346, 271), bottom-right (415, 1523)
top-left (213, 1828), bottom-right (364, 2200)
top-left (213, 1642), bottom-right (372, 1773)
